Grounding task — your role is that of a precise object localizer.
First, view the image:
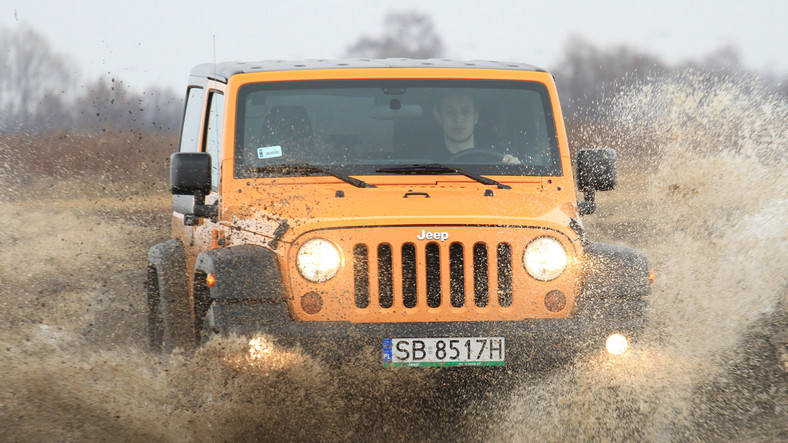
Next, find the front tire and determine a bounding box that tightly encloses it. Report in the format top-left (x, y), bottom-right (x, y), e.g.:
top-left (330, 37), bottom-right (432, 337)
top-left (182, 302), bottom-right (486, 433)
top-left (146, 265), bottom-right (195, 352)
top-left (146, 240), bottom-right (195, 353)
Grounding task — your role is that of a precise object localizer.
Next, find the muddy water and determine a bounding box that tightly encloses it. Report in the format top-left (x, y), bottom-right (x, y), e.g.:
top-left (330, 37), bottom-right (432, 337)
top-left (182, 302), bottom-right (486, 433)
top-left (492, 73), bottom-right (787, 441)
top-left (1, 74), bottom-right (786, 441)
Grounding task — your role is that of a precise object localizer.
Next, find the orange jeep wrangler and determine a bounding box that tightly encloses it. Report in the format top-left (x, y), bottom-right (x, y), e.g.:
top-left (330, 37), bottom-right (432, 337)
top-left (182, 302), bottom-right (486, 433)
top-left (147, 59), bottom-right (651, 367)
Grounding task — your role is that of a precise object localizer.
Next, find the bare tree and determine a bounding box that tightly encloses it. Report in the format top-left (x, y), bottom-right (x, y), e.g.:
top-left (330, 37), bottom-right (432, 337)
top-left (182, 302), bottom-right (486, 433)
top-left (73, 77), bottom-right (134, 131)
top-left (681, 45), bottom-right (745, 76)
top-left (0, 24), bottom-right (181, 133)
top-left (346, 11), bottom-right (445, 59)
top-left (552, 35), bottom-right (668, 117)
top-left (138, 86), bottom-right (183, 133)
top-left (553, 36), bottom-right (788, 120)
top-left (0, 25), bottom-right (76, 131)
top-left (73, 77), bottom-right (182, 132)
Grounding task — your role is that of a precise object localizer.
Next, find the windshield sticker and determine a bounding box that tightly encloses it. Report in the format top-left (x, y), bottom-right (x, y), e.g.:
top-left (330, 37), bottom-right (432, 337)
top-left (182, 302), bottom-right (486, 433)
top-left (258, 145), bottom-right (283, 159)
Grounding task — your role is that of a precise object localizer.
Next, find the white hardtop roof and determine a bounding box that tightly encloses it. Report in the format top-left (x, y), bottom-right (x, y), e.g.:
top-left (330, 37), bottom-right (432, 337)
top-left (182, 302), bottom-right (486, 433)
top-left (189, 58), bottom-right (548, 83)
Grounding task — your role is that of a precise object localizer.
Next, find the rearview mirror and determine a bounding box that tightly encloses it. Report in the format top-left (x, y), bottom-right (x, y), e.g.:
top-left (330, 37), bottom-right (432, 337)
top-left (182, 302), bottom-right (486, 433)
top-left (170, 152), bottom-right (211, 195)
top-left (577, 148), bottom-right (617, 192)
top-left (368, 102), bottom-right (423, 119)
top-left (169, 152), bottom-right (216, 224)
top-left (576, 148), bottom-right (617, 215)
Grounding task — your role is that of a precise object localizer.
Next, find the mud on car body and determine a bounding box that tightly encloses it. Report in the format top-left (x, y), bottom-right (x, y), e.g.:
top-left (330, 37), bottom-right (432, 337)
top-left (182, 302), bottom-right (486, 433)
top-left (147, 59), bottom-right (652, 368)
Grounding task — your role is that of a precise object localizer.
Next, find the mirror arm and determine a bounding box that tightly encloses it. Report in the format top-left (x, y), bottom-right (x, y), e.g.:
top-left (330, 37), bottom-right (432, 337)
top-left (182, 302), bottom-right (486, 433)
top-left (191, 190), bottom-right (218, 221)
top-left (578, 188), bottom-right (596, 215)
top-left (193, 190), bottom-right (205, 205)
top-left (194, 204), bottom-right (218, 220)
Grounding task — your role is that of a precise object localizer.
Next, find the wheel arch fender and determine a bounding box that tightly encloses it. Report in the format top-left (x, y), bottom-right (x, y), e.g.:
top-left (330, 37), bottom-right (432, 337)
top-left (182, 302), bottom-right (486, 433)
top-left (581, 242), bottom-right (651, 300)
top-left (147, 239), bottom-right (190, 307)
top-left (193, 245), bottom-right (286, 301)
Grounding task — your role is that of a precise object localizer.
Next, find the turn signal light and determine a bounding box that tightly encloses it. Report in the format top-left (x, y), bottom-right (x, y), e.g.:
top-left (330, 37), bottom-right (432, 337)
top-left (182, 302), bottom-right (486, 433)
top-left (206, 273), bottom-right (216, 288)
top-left (649, 270), bottom-right (655, 284)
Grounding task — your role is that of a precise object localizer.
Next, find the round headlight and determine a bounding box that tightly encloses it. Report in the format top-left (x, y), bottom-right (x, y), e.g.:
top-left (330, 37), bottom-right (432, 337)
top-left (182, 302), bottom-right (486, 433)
top-left (296, 238), bottom-right (342, 282)
top-left (523, 236), bottom-right (567, 281)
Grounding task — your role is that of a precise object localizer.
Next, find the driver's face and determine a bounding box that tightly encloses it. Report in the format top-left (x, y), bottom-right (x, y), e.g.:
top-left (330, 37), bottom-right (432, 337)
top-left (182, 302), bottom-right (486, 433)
top-left (436, 95), bottom-right (478, 143)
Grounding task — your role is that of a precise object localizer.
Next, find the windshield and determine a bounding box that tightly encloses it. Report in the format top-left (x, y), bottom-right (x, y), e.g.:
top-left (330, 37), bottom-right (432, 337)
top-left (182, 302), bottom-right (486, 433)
top-left (234, 79), bottom-right (561, 179)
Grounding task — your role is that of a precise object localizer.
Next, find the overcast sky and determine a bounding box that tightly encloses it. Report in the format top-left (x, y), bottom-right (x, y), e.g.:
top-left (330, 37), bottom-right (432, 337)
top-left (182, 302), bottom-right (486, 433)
top-left (2, 0), bottom-right (786, 92)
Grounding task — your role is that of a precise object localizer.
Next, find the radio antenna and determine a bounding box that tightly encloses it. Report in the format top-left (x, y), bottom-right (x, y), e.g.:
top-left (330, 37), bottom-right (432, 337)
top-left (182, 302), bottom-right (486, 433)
top-left (213, 34), bottom-right (217, 69)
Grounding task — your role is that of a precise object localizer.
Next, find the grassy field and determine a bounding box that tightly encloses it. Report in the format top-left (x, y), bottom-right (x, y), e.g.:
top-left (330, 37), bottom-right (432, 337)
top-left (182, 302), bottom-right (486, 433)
top-left (1, 131), bottom-right (175, 345)
top-left (0, 127), bottom-right (785, 441)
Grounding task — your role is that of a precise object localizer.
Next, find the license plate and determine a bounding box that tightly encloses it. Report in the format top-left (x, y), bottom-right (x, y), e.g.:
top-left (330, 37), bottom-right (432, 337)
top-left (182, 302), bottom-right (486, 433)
top-left (382, 337), bottom-right (505, 367)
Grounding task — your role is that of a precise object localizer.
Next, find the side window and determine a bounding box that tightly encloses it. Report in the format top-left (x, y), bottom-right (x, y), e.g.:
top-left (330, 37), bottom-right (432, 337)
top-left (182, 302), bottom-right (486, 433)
top-left (178, 87), bottom-right (205, 153)
top-left (204, 91), bottom-right (225, 190)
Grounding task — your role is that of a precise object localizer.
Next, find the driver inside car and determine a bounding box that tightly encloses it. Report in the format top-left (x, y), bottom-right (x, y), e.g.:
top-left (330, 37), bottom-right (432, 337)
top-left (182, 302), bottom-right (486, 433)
top-left (434, 93), bottom-right (521, 164)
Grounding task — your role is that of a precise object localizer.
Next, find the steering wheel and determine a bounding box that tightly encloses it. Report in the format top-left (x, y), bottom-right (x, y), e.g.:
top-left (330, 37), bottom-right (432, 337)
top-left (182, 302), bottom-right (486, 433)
top-left (447, 148), bottom-right (506, 163)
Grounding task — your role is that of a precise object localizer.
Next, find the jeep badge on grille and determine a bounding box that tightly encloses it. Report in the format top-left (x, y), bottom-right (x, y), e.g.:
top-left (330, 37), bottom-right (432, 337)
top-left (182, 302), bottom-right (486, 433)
top-left (416, 230), bottom-right (449, 241)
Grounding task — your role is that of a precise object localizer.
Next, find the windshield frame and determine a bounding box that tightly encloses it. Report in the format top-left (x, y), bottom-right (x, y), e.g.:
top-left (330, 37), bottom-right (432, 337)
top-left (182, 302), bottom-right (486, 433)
top-left (233, 79), bottom-right (562, 179)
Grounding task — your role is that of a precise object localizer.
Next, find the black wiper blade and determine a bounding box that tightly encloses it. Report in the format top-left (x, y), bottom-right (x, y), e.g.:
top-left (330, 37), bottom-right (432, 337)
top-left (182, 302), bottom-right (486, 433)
top-left (246, 163), bottom-right (376, 188)
top-left (376, 163), bottom-right (511, 189)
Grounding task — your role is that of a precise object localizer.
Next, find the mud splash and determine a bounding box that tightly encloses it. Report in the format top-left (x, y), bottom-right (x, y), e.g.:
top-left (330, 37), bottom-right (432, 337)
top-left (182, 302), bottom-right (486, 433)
top-left (1, 73), bottom-right (786, 441)
top-left (0, 327), bottom-right (447, 441)
top-left (493, 71), bottom-right (787, 441)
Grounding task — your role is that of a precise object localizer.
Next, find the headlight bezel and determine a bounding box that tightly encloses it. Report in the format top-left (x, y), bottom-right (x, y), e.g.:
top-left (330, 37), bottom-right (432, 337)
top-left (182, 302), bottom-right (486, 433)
top-left (522, 236), bottom-right (568, 281)
top-left (295, 238), bottom-right (343, 283)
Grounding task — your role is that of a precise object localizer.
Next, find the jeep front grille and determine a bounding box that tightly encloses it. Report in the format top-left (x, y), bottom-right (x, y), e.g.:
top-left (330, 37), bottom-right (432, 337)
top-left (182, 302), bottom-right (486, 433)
top-left (353, 241), bottom-right (514, 310)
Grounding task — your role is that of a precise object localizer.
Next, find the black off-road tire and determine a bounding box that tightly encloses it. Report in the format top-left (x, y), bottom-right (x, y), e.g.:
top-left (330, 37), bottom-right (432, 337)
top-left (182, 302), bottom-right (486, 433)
top-left (147, 240), bottom-right (195, 352)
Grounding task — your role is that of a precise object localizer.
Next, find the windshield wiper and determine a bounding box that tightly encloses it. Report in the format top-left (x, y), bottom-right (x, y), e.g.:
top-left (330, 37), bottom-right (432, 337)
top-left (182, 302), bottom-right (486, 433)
top-left (376, 164), bottom-right (511, 189)
top-left (246, 163), bottom-right (376, 188)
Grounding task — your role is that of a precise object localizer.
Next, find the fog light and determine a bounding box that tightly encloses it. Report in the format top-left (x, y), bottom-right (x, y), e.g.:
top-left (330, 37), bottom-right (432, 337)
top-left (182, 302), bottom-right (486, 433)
top-left (301, 291), bottom-right (323, 315)
top-left (605, 333), bottom-right (629, 355)
top-left (248, 336), bottom-right (273, 359)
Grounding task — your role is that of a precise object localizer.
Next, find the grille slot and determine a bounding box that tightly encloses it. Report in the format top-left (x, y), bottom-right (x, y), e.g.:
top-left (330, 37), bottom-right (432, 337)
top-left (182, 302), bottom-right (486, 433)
top-left (497, 243), bottom-right (513, 307)
top-left (402, 243), bottom-right (417, 308)
top-left (353, 241), bottom-right (513, 311)
top-left (377, 244), bottom-right (393, 308)
top-left (425, 242), bottom-right (441, 308)
top-left (449, 243), bottom-right (465, 308)
top-left (473, 243), bottom-right (489, 307)
top-left (353, 244), bottom-right (369, 308)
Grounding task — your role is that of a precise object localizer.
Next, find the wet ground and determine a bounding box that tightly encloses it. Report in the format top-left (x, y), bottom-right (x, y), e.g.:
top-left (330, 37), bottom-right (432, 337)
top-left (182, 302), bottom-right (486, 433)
top-left (1, 74), bottom-right (786, 441)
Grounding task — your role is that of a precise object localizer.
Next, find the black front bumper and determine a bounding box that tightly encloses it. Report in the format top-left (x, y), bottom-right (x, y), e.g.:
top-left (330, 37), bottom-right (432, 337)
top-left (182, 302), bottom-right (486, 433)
top-left (207, 298), bottom-right (649, 367)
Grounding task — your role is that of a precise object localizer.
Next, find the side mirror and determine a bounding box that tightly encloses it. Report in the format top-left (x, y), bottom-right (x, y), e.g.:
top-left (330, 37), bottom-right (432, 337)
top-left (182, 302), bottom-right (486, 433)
top-left (578, 148), bottom-right (617, 192)
top-left (170, 152), bottom-right (211, 195)
top-left (576, 148), bottom-right (617, 215)
top-left (170, 152), bottom-right (217, 223)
